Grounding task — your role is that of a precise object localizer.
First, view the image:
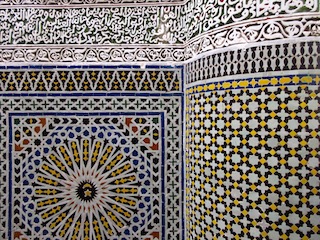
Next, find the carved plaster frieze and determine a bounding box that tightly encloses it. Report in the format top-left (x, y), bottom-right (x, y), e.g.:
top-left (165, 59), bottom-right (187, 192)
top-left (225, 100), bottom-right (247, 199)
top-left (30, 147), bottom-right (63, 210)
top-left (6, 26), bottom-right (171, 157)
top-left (0, 0), bottom-right (184, 5)
top-left (0, 46), bottom-right (185, 63)
top-left (1, 15), bottom-right (319, 63)
top-left (185, 16), bottom-right (320, 59)
top-left (0, 0), bottom-right (319, 63)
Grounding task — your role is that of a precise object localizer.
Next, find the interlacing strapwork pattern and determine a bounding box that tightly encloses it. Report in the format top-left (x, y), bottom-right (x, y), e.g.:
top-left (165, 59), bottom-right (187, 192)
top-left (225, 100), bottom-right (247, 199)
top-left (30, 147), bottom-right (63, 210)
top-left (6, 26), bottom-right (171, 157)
top-left (0, 67), bottom-right (183, 240)
top-left (0, 0), bottom-right (319, 62)
top-left (186, 75), bottom-right (320, 240)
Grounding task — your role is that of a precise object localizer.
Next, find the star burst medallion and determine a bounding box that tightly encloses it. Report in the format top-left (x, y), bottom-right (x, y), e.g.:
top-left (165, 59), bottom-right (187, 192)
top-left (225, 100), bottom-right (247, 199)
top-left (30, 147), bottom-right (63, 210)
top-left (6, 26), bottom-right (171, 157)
top-left (33, 129), bottom-right (140, 239)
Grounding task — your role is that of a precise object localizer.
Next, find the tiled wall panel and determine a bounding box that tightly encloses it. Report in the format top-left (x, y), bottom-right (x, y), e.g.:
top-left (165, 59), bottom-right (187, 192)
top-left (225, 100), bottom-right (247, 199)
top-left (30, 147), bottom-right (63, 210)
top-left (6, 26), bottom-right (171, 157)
top-left (0, 66), bottom-right (184, 240)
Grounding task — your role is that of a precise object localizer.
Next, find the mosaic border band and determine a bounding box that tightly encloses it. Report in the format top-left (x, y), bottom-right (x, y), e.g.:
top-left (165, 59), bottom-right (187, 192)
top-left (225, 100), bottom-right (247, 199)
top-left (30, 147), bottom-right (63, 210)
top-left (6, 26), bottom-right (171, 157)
top-left (186, 75), bottom-right (320, 94)
top-left (0, 67), bottom-right (182, 92)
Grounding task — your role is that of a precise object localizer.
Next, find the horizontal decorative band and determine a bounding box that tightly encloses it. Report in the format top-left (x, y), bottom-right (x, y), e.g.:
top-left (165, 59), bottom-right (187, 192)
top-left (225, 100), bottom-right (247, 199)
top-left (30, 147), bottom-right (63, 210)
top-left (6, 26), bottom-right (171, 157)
top-left (0, 15), bottom-right (319, 63)
top-left (0, 47), bottom-right (185, 63)
top-left (0, 0), bottom-right (185, 5)
top-left (0, 68), bottom-right (182, 92)
top-left (185, 16), bottom-right (320, 59)
top-left (185, 40), bottom-right (320, 84)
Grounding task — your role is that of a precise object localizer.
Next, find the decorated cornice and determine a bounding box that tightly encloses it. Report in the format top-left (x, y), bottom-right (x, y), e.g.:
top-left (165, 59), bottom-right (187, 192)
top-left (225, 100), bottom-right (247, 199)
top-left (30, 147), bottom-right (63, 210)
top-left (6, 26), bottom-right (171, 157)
top-left (185, 15), bottom-right (320, 59)
top-left (0, 0), bottom-right (319, 63)
top-left (0, 0), bottom-right (185, 5)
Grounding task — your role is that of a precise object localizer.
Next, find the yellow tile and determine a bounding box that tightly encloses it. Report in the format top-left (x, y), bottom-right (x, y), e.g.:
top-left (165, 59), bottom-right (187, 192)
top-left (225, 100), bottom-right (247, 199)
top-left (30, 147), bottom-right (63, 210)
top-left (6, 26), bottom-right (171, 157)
top-left (312, 206), bottom-right (318, 214)
top-left (260, 176), bottom-right (266, 182)
top-left (270, 93), bottom-right (277, 100)
top-left (291, 206), bottom-right (297, 212)
top-left (311, 169), bottom-right (317, 175)
top-left (301, 215), bottom-right (308, 223)
top-left (270, 149), bottom-right (276, 156)
top-left (280, 195), bottom-right (287, 202)
top-left (280, 77), bottom-right (291, 84)
top-left (311, 149), bottom-right (317, 157)
top-left (259, 79), bottom-right (270, 86)
top-left (301, 159), bottom-right (307, 165)
top-left (312, 225), bottom-right (319, 233)
top-left (270, 78), bottom-right (278, 85)
top-left (270, 204), bottom-right (277, 211)
top-left (280, 159), bottom-right (287, 165)
top-left (310, 130), bottom-right (317, 137)
top-left (289, 130), bottom-right (297, 137)
top-left (271, 223), bottom-right (277, 229)
top-left (280, 178), bottom-right (287, 184)
top-left (222, 82), bottom-right (231, 89)
top-left (280, 215), bottom-right (287, 221)
top-left (260, 194), bottom-right (267, 201)
top-left (290, 187), bottom-right (297, 194)
top-left (260, 120), bottom-right (267, 127)
top-left (300, 102), bottom-right (307, 108)
top-left (290, 149), bottom-right (297, 156)
top-left (270, 111), bottom-right (277, 118)
top-left (280, 140), bottom-right (286, 146)
top-left (239, 80), bottom-right (249, 88)
top-left (280, 121), bottom-right (286, 127)
top-left (301, 76), bottom-right (312, 83)
top-left (301, 178), bottom-right (308, 185)
top-left (280, 103), bottom-right (287, 109)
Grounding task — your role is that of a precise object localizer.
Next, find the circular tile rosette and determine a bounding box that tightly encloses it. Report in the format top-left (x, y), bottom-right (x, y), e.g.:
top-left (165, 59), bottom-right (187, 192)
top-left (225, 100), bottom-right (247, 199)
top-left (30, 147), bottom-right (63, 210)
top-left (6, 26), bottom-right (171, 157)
top-left (32, 127), bottom-right (144, 239)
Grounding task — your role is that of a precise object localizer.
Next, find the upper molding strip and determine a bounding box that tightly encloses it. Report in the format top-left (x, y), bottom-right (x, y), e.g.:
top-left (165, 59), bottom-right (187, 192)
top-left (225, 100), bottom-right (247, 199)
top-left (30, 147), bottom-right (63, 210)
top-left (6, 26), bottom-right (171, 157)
top-left (0, 0), bottom-right (185, 6)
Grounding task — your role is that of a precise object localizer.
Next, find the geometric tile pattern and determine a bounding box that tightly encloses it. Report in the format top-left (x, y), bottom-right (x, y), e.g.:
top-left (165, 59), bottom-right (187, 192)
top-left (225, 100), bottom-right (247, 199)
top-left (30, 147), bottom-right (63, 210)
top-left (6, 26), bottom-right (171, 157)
top-left (186, 75), bottom-right (320, 240)
top-left (0, 66), bottom-right (184, 240)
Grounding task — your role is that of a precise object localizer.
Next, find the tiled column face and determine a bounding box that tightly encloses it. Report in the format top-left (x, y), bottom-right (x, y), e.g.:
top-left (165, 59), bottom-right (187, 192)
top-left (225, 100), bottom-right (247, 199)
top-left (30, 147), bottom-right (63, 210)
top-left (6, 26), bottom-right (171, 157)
top-left (186, 75), bottom-right (320, 239)
top-left (0, 66), bottom-right (184, 240)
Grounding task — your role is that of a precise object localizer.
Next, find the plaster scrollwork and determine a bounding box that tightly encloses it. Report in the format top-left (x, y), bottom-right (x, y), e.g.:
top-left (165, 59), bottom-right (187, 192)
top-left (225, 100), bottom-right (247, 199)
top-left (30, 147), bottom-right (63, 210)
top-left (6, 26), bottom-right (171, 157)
top-left (0, 0), bottom-right (319, 63)
top-left (0, 47), bottom-right (186, 63)
top-left (186, 16), bottom-right (320, 58)
top-left (0, 7), bottom-right (185, 45)
top-left (0, 0), bottom-right (183, 4)
top-left (186, 0), bottom-right (319, 38)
